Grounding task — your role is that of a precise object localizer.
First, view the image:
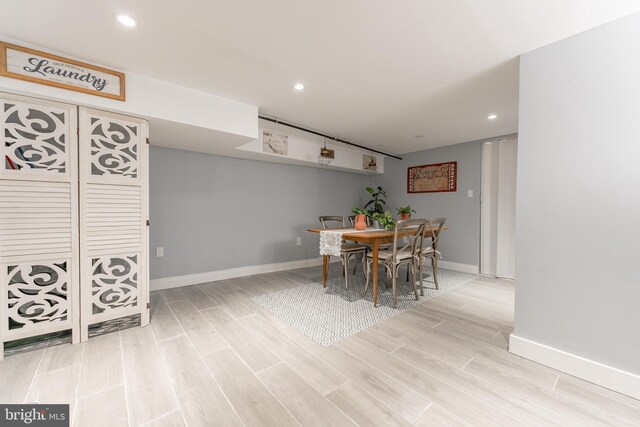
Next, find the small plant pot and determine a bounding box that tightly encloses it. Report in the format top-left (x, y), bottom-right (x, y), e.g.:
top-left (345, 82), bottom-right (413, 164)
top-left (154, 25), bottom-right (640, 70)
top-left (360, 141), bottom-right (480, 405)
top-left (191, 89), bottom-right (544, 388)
top-left (373, 220), bottom-right (381, 229)
top-left (354, 214), bottom-right (367, 230)
top-left (400, 213), bottom-right (411, 220)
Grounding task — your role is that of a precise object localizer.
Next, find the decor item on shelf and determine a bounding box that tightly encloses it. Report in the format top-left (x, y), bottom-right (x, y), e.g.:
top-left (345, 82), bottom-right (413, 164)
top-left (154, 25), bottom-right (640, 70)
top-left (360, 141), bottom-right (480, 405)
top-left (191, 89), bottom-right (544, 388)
top-left (262, 130), bottom-right (288, 155)
top-left (396, 205), bottom-right (416, 220)
top-left (364, 186), bottom-right (387, 218)
top-left (0, 41), bottom-right (126, 101)
top-left (407, 161), bottom-right (457, 193)
top-left (318, 137), bottom-right (335, 166)
top-left (372, 211), bottom-right (396, 230)
top-left (363, 154), bottom-right (377, 173)
top-left (351, 208), bottom-right (368, 230)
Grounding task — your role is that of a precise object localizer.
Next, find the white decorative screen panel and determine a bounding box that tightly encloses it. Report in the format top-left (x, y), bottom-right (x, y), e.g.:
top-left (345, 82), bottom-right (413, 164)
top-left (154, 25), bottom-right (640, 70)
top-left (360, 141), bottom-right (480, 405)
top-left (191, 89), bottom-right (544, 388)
top-left (80, 107), bottom-right (148, 337)
top-left (4, 260), bottom-right (70, 332)
top-left (1, 99), bottom-right (71, 177)
top-left (0, 95), bottom-right (149, 353)
top-left (0, 93), bottom-right (79, 351)
top-left (91, 254), bottom-right (139, 315)
top-left (89, 117), bottom-right (139, 178)
top-left (85, 113), bottom-right (142, 184)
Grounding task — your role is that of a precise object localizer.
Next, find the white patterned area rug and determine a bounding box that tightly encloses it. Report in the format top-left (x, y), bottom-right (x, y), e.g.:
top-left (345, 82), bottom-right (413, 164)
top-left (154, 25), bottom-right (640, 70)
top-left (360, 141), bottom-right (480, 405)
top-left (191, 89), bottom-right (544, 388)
top-left (252, 267), bottom-right (477, 346)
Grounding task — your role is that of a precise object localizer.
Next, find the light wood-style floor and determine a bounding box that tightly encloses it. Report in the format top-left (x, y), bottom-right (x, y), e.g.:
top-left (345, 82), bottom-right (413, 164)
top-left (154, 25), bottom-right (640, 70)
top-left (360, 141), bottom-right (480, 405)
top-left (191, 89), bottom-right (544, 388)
top-left (1, 264), bottom-right (639, 426)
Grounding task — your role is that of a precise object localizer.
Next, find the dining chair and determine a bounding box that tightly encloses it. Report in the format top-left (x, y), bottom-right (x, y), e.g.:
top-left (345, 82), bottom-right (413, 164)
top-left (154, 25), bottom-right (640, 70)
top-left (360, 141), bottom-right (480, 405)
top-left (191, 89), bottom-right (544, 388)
top-left (363, 219), bottom-right (427, 308)
top-left (319, 216), bottom-right (367, 289)
top-left (413, 217), bottom-right (447, 293)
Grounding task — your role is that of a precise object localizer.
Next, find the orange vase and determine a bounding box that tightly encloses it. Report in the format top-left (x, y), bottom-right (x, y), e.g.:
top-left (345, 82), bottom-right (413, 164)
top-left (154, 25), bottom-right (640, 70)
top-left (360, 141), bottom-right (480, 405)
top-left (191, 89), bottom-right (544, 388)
top-left (354, 214), bottom-right (367, 230)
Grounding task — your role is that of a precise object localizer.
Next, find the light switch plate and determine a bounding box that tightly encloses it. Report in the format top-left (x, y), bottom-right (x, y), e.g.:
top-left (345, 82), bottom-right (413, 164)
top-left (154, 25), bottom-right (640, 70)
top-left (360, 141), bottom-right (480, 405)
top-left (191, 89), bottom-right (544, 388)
top-left (156, 247), bottom-right (164, 257)
top-left (296, 237), bottom-right (302, 246)
top-left (467, 189), bottom-right (474, 198)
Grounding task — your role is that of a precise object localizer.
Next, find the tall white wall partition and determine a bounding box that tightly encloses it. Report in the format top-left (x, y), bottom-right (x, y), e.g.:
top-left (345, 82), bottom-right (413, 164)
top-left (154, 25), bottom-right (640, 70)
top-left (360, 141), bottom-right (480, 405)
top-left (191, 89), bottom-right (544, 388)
top-left (0, 92), bottom-right (149, 357)
top-left (512, 12), bottom-right (640, 398)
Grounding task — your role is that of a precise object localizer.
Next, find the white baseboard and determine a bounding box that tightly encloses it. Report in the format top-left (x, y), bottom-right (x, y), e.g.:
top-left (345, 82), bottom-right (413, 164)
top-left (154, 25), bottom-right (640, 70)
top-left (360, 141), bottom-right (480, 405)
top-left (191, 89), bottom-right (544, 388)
top-left (438, 260), bottom-right (479, 274)
top-left (150, 257), bottom-right (338, 291)
top-left (151, 258), bottom-right (478, 291)
top-left (509, 333), bottom-right (640, 400)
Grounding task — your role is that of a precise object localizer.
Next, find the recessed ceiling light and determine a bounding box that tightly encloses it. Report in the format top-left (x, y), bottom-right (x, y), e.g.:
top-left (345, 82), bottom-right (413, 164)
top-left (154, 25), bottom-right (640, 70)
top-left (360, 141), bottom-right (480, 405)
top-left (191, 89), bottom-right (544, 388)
top-left (293, 83), bottom-right (305, 91)
top-left (115, 14), bottom-right (137, 27)
top-left (487, 114), bottom-right (498, 120)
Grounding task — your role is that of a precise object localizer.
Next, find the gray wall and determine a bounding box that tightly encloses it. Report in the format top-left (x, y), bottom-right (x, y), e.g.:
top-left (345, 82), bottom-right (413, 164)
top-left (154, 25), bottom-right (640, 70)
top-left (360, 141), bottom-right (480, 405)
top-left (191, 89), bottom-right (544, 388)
top-left (515, 13), bottom-right (640, 374)
top-left (150, 146), bottom-right (370, 279)
top-left (374, 141), bottom-right (483, 268)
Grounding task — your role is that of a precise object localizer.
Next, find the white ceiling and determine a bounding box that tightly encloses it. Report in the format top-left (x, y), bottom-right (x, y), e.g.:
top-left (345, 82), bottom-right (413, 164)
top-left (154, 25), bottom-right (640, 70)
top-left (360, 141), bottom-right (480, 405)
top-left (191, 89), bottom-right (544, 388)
top-left (1, 1), bottom-right (640, 155)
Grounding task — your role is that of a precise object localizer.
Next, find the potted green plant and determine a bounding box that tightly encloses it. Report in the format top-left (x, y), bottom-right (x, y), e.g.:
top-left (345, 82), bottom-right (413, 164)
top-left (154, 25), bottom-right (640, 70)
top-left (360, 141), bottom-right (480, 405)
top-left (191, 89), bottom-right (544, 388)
top-left (396, 205), bottom-right (416, 220)
top-left (351, 208), bottom-right (368, 230)
top-left (364, 186), bottom-right (387, 218)
top-left (372, 211), bottom-right (396, 230)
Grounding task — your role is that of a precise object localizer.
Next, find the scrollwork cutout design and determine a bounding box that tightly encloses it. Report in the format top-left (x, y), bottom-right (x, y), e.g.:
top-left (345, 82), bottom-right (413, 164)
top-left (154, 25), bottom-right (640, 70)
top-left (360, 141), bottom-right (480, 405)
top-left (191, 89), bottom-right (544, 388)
top-left (3, 103), bottom-right (68, 173)
top-left (89, 117), bottom-right (139, 178)
top-left (91, 255), bottom-right (139, 315)
top-left (6, 262), bottom-right (69, 330)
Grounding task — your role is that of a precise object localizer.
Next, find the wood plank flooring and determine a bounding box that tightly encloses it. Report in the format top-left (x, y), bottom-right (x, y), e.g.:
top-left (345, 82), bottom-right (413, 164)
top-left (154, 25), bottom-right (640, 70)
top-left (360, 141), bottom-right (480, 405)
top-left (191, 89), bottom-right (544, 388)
top-left (1, 264), bottom-right (638, 426)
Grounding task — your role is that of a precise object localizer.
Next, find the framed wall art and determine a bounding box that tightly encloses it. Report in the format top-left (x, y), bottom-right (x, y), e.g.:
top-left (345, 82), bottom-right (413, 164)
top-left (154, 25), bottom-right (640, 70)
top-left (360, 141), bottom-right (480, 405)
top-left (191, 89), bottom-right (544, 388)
top-left (363, 154), bottom-right (377, 172)
top-left (262, 130), bottom-right (288, 155)
top-left (407, 161), bottom-right (457, 193)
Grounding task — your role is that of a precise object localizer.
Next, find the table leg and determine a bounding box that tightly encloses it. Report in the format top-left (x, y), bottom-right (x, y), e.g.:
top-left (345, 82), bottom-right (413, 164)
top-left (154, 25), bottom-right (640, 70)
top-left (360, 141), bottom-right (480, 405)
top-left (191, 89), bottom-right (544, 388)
top-left (372, 240), bottom-right (379, 307)
top-left (322, 255), bottom-right (328, 288)
top-left (432, 237), bottom-right (439, 289)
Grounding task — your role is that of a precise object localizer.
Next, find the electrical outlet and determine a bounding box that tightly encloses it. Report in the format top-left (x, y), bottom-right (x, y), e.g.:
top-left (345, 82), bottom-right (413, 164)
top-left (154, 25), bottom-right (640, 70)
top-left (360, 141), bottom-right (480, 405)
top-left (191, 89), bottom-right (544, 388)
top-left (296, 237), bottom-right (302, 246)
top-left (156, 247), bottom-right (164, 257)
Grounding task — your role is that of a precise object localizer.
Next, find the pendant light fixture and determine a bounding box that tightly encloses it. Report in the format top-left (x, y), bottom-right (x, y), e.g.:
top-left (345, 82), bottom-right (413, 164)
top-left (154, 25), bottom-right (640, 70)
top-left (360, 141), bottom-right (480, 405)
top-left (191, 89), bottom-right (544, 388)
top-left (367, 153), bottom-right (377, 173)
top-left (318, 137), bottom-right (334, 166)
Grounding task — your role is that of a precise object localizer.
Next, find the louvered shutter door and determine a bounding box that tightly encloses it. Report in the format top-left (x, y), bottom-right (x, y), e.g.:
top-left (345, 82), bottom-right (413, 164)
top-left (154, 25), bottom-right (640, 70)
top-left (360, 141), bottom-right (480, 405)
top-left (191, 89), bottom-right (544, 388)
top-left (0, 93), bottom-right (80, 355)
top-left (79, 107), bottom-right (149, 341)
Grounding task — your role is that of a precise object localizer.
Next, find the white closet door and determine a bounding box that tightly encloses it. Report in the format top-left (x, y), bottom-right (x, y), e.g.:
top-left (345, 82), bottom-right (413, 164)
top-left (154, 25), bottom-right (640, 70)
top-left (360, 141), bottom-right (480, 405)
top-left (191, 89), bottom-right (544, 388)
top-left (495, 140), bottom-right (517, 278)
top-left (481, 138), bottom-right (518, 279)
top-left (0, 93), bottom-right (79, 355)
top-left (79, 107), bottom-right (148, 341)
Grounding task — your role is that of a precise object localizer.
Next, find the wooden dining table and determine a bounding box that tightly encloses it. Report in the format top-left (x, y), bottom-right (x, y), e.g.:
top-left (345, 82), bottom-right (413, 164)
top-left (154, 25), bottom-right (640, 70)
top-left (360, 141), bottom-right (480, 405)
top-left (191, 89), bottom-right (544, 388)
top-left (307, 226), bottom-right (447, 307)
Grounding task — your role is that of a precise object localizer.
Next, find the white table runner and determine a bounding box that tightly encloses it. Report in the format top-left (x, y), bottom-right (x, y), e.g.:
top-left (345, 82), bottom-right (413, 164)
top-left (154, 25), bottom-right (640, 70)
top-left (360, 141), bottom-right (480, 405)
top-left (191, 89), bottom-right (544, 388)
top-left (319, 229), bottom-right (369, 256)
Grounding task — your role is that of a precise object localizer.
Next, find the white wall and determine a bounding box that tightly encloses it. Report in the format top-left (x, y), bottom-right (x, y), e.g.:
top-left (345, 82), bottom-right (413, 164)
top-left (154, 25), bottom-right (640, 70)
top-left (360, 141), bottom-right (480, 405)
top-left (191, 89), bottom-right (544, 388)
top-left (512, 12), bottom-right (640, 398)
